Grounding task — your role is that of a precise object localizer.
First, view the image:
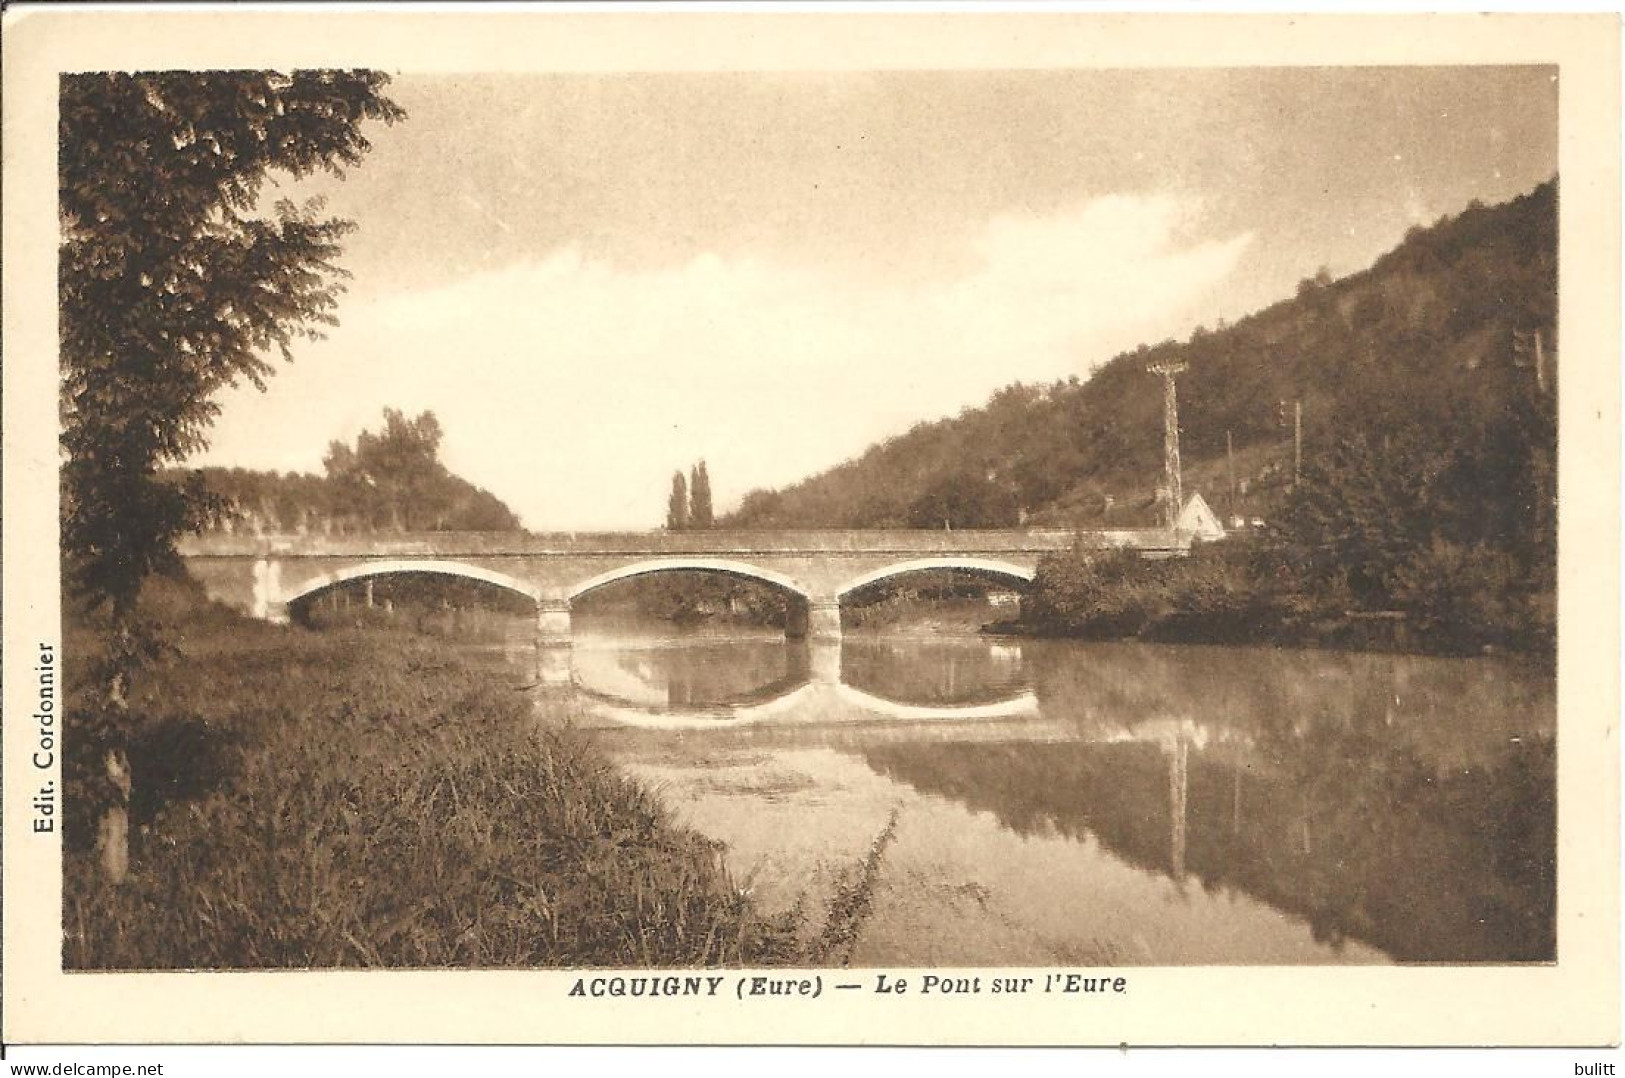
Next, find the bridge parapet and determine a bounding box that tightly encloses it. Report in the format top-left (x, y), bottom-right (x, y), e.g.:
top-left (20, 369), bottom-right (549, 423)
top-left (177, 527), bottom-right (1176, 559)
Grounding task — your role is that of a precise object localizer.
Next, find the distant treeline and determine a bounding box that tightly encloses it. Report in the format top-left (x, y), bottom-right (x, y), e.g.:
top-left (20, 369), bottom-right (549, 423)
top-left (181, 409), bottom-right (521, 536)
top-left (725, 180), bottom-right (1557, 534)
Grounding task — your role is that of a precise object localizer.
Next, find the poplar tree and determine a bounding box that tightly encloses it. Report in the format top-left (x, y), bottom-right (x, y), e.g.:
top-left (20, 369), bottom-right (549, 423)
top-left (666, 470), bottom-right (689, 531)
top-left (59, 70), bottom-right (404, 880)
top-left (690, 460), bottom-right (714, 529)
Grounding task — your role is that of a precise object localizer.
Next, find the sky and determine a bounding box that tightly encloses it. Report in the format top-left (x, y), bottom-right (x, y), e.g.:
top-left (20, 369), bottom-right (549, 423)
top-left (190, 66), bottom-right (1558, 530)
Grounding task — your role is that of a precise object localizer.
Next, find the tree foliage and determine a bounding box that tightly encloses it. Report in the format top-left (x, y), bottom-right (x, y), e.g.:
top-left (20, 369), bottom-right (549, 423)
top-left (61, 70), bottom-right (404, 615)
top-left (689, 460), bottom-right (714, 528)
top-left (59, 70), bottom-right (403, 878)
top-left (666, 470), bottom-right (689, 531)
top-left (186, 409), bottom-right (521, 535)
top-left (320, 408), bottom-right (517, 532)
top-left (1025, 357), bottom-right (1556, 653)
top-left (666, 461), bottom-right (716, 530)
top-left (905, 469), bottom-right (1020, 530)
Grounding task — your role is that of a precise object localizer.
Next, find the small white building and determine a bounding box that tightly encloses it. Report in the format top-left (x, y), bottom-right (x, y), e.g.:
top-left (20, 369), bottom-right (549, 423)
top-left (1176, 493), bottom-right (1226, 542)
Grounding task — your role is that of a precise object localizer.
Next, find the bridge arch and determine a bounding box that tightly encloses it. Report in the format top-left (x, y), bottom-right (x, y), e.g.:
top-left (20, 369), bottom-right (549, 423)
top-left (566, 558), bottom-right (813, 604)
top-left (280, 559), bottom-right (542, 607)
top-left (835, 557), bottom-right (1036, 599)
top-left (835, 682), bottom-right (1042, 721)
top-left (574, 680), bottom-right (820, 730)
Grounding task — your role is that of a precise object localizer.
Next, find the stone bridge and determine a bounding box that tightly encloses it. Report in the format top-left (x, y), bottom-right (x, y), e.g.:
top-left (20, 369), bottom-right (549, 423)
top-left (178, 526), bottom-right (1185, 644)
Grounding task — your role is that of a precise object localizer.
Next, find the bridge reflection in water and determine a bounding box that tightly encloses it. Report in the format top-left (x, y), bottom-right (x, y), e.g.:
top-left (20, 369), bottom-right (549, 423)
top-left (540, 630), bottom-right (1555, 965)
top-left (565, 636), bottom-right (1039, 728)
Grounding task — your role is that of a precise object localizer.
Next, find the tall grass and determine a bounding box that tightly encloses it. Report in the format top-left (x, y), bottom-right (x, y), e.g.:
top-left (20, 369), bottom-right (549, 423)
top-left (812, 810), bottom-right (900, 966)
top-left (64, 599), bottom-right (806, 968)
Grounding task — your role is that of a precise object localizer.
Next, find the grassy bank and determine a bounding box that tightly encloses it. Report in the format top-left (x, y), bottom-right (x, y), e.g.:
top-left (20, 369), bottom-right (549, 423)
top-left (63, 585), bottom-right (808, 968)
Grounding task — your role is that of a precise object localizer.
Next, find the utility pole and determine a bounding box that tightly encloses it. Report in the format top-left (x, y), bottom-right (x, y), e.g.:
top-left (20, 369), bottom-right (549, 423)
top-left (1293, 400), bottom-right (1303, 487)
top-left (1147, 361), bottom-right (1188, 530)
top-left (1280, 398), bottom-right (1302, 488)
top-left (1514, 328), bottom-right (1550, 394)
top-left (1226, 429), bottom-right (1237, 523)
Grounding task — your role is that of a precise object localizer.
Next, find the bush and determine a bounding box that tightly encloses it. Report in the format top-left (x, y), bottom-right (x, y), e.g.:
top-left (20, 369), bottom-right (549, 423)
top-left (1023, 528), bottom-right (1551, 657)
top-left (1149, 548), bottom-right (1285, 644)
top-left (1024, 545), bottom-right (1283, 644)
top-left (1390, 539), bottom-right (1524, 652)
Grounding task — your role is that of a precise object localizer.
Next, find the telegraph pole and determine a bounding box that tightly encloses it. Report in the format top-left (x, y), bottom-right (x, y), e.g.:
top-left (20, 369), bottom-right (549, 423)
top-left (1147, 361), bottom-right (1188, 529)
top-left (1226, 429), bottom-right (1237, 523)
top-left (1514, 328), bottom-right (1550, 394)
top-left (1279, 397), bottom-right (1302, 488)
top-left (1293, 400), bottom-right (1303, 487)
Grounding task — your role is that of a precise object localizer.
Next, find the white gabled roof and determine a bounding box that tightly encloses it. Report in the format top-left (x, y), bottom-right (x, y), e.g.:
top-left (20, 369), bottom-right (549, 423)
top-left (1176, 493), bottom-right (1226, 540)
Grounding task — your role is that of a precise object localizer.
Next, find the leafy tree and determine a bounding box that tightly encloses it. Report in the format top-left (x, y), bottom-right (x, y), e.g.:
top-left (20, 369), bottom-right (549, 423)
top-left (1267, 430), bottom-right (1441, 610)
top-left (59, 70), bottom-right (403, 880)
top-left (191, 411), bottom-right (520, 536)
top-left (321, 438), bottom-right (379, 532)
top-left (905, 469), bottom-right (1020, 530)
top-left (690, 460), bottom-right (714, 529)
top-left (361, 410), bottom-right (443, 511)
top-left (322, 408), bottom-right (456, 530)
top-left (666, 470), bottom-right (689, 531)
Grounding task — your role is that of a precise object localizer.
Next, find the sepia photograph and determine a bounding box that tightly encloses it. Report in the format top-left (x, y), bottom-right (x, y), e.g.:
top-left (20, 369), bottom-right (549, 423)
top-left (2, 6), bottom-right (1618, 1052)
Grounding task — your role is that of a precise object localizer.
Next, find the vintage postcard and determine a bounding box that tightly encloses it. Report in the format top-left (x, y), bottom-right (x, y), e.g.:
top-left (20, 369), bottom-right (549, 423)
top-left (2, 5), bottom-right (1618, 1051)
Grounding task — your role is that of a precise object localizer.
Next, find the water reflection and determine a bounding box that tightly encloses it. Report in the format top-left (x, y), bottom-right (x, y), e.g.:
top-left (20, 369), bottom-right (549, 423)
top-left (531, 625), bottom-right (1555, 964)
top-left (572, 635), bottom-right (810, 711)
top-left (569, 625), bottom-right (1039, 725)
top-left (840, 637), bottom-right (1030, 707)
top-left (860, 718), bottom-right (1554, 962)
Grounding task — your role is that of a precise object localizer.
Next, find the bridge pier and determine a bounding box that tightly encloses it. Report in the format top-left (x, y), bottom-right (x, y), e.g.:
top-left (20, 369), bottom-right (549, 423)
top-left (808, 640), bottom-right (842, 685)
top-left (536, 598), bottom-right (573, 647)
top-left (251, 557), bottom-right (282, 621)
top-left (786, 597), bottom-right (843, 642)
top-left (809, 599), bottom-right (843, 642)
top-left (535, 598), bottom-right (574, 689)
top-left (537, 646), bottom-right (573, 688)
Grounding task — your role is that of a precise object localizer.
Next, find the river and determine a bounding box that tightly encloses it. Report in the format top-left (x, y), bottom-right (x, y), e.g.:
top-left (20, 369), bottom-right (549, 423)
top-left (496, 613), bottom-right (1555, 967)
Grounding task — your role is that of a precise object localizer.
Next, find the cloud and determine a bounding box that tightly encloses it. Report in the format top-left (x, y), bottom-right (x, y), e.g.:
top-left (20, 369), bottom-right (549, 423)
top-left (196, 193), bottom-right (1250, 529)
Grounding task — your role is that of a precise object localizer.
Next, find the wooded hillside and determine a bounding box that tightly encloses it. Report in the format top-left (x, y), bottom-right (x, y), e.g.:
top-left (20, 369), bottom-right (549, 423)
top-left (724, 181), bottom-right (1556, 531)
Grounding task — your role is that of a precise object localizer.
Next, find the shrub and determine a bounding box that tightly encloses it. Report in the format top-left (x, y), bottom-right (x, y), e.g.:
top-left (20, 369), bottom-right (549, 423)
top-left (1025, 545), bottom-right (1282, 644)
top-left (1390, 539), bottom-right (1524, 653)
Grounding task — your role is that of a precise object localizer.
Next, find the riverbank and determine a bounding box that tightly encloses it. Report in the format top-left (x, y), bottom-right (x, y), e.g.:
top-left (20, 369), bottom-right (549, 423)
top-left (1006, 544), bottom-right (1555, 660)
top-left (63, 582), bottom-right (807, 968)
